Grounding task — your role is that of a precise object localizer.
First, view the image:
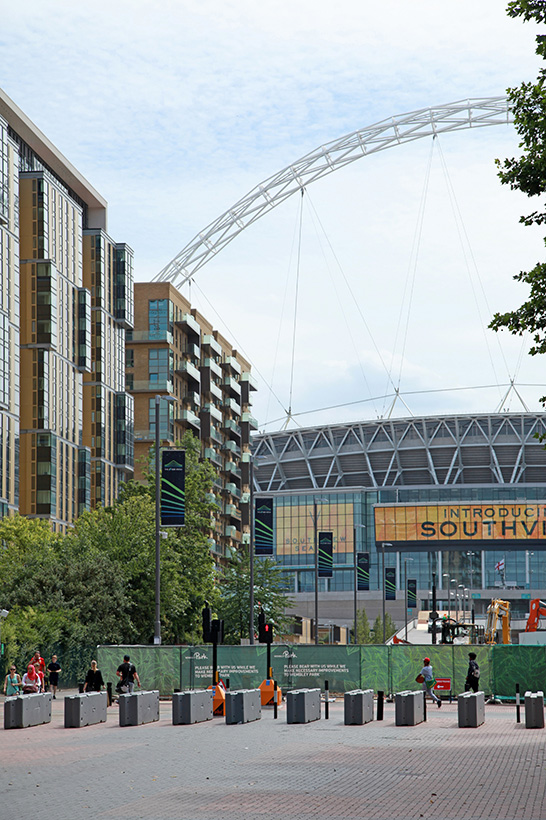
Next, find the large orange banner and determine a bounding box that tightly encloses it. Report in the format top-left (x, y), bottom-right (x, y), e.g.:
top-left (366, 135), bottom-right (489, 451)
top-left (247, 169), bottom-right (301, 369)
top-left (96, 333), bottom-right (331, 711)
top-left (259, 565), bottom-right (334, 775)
top-left (374, 503), bottom-right (546, 545)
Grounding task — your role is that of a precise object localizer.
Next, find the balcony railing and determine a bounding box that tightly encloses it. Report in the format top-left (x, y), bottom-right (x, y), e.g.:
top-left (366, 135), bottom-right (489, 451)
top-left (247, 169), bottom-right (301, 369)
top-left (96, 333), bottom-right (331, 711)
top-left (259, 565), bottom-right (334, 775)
top-left (130, 379), bottom-right (174, 393)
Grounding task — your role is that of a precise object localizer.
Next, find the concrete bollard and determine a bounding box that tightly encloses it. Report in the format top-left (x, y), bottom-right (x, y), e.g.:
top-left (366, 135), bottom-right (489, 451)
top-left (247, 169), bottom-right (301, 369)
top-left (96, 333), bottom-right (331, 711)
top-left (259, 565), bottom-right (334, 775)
top-left (64, 691), bottom-right (107, 728)
top-left (172, 690), bottom-right (213, 725)
top-left (119, 690), bottom-right (160, 726)
top-left (344, 689), bottom-right (374, 725)
top-left (395, 691), bottom-right (425, 726)
top-left (225, 689), bottom-right (262, 724)
top-left (4, 693), bottom-right (52, 729)
top-left (458, 691), bottom-right (485, 728)
top-left (286, 688), bottom-right (321, 724)
top-left (524, 691), bottom-right (545, 729)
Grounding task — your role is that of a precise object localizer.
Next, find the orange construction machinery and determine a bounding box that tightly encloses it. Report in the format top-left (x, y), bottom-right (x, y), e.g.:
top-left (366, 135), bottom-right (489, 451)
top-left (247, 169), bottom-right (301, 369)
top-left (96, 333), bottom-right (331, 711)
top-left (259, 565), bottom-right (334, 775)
top-left (484, 599), bottom-right (511, 644)
top-left (525, 599), bottom-right (546, 632)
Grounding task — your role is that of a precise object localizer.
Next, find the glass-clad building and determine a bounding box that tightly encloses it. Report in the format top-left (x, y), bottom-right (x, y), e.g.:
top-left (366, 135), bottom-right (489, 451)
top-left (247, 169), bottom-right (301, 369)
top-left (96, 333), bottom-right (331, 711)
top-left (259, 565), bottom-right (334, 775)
top-left (253, 414), bottom-right (546, 620)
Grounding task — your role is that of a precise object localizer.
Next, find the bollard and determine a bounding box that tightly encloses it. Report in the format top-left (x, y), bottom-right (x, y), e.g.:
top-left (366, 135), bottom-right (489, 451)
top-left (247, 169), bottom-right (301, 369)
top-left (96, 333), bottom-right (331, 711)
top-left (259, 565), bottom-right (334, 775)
top-left (344, 690), bottom-right (374, 725)
top-left (516, 683), bottom-right (521, 724)
top-left (119, 691), bottom-right (160, 726)
top-left (225, 689), bottom-right (261, 724)
top-left (458, 691), bottom-right (485, 728)
top-left (286, 689), bottom-right (321, 724)
top-left (423, 689), bottom-right (427, 722)
top-left (395, 691), bottom-right (424, 726)
top-left (78, 682), bottom-right (84, 694)
top-left (226, 678), bottom-right (230, 691)
top-left (64, 692), bottom-right (107, 728)
top-left (273, 681), bottom-right (278, 720)
top-left (173, 690), bottom-right (213, 725)
top-left (524, 691), bottom-right (545, 729)
top-left (325, 680), bottom-right (329, 720)
top-left (106, 682), bottom-right (112, 706)
top-left (377, 690), bottom-right (384, 721)
top-left (4, 693), bottom-right (52, 729)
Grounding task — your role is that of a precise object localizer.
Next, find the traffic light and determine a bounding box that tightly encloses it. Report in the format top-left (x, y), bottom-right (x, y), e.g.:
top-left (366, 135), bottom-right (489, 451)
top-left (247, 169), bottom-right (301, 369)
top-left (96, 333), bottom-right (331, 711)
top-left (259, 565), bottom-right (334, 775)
top-left (202, 603), bottom-right (212, 643)
top-left (210, 618), bottom-right (224, 644)
top-left (259, 622), bottom-right (274, 644)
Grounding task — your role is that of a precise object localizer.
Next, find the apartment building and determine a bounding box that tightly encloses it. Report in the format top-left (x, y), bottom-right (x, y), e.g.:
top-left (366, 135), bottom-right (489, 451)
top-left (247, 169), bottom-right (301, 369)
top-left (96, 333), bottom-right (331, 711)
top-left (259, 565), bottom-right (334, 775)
top-left (128, 282), bottom-right (257, 560)
top-left (0, 87), bottom-right (133, 529)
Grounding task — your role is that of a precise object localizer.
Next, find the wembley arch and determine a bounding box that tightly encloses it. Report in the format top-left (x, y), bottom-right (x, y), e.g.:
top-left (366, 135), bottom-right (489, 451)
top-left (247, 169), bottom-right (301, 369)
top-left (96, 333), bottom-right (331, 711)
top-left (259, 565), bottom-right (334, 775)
top-left (154, 96), bottom-right (512, 287)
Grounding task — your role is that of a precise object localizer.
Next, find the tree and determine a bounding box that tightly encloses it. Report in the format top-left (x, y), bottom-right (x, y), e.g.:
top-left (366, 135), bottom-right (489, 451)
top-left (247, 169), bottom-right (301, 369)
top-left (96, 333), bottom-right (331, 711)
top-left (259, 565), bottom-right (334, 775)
top-left (355, 606), bottom-right (371, 644)
top-left (490, 3), bottom-right (546, 376)
top-left (370, 612), bottom-right (398, 643)
top-left (220, 551), bottom-right (294, 644)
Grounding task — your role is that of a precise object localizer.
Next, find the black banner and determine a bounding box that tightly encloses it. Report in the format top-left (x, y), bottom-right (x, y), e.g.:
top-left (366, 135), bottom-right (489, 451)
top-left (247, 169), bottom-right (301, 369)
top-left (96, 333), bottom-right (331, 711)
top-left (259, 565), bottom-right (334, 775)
top-left (318, 531), bottom-right (333, 577)
top-left (160, 450), bottom-right (185, 527)
top-left (385, 566), bottom-right (396, 601)
top-left (407, 578), bottom-right (417, 608)
top-left (254, 498), bottom-right (274, 555)
top-left (357, 552), bottom-right (370, 591)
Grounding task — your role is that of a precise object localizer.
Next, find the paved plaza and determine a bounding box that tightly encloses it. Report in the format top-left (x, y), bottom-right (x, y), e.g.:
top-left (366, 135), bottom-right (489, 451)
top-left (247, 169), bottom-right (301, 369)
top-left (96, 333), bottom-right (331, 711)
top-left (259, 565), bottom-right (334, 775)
top-left (1, 691), bottom-right (546, 820)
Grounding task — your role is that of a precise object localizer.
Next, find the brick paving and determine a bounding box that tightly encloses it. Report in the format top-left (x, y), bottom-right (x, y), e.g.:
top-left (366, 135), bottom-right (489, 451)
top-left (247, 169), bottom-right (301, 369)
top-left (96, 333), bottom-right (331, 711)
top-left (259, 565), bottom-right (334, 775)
top-left (1, 691), bottom-right (546, 820)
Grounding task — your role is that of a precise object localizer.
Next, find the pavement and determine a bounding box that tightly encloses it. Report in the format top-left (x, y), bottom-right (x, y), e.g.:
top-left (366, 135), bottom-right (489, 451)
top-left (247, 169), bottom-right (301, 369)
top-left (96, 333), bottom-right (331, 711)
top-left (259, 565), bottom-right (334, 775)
top-left (1, 689), bottom-right (546, 820)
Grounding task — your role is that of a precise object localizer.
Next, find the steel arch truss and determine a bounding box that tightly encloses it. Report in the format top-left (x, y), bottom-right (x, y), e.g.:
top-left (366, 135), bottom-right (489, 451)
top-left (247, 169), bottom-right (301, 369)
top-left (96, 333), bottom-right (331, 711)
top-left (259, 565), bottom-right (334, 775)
top-left (155, 96), bottom-right (511, 286)
top-left (252, 413), bottom-right (546, 493)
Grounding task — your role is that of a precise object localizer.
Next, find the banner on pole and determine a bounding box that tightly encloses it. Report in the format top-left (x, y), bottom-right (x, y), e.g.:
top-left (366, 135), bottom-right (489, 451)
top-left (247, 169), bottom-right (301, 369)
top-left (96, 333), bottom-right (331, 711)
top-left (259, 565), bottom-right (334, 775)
top-left (385, 567), bottom-right (396, 601)
top-left (357, 552), bottom-right (370, 591)
top-left (318, 532), bottom-right (333, 577)
top-left (160, 450), bottom-right (185, 527)
top-left (407, 578), bottom-right (417, 608)
top-left (255, 498), bottom-right (274, 555)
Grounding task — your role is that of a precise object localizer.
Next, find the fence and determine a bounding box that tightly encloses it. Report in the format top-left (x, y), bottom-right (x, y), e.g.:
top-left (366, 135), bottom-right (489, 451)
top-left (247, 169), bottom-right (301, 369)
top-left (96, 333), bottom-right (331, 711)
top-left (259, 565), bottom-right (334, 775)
top-left (96, 644), bottom-right (546, 698)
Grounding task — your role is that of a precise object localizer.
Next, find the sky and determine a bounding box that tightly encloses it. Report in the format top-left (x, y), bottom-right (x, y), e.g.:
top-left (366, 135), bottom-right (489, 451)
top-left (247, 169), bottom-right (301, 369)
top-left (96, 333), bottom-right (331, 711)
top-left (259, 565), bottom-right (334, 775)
top-left (2, 1), bottom-right (546, 432)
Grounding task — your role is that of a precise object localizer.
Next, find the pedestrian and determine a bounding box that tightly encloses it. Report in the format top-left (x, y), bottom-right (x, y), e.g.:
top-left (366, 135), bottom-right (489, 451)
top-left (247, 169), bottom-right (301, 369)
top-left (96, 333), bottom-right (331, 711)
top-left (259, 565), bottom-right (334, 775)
top-left (4, 664), bottom-right (22, 696)
top-left (116, 654), bottom-right (141, 694)
top-left (417, 656), bottom-right (441, 708)
top-left (465, 651), bottom-right (480, 693)
top-left (441, 615), bottom-right (450, 644)
top-left (22, 664), bottom-right (40, 693)
top-left (30, 650), bottom-right (46, 691)
top-left (47, 654), bottom-right (61, 699)
top-left (83, 660), bottom-right (105, 692)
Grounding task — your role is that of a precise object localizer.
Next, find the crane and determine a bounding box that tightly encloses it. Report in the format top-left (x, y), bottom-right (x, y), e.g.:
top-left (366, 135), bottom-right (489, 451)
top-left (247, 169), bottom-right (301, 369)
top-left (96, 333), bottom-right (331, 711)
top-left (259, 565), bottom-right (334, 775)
top-left (525, 599), bottom-right (546, 632)
top-left (484, 599), bottom-right (511, 645)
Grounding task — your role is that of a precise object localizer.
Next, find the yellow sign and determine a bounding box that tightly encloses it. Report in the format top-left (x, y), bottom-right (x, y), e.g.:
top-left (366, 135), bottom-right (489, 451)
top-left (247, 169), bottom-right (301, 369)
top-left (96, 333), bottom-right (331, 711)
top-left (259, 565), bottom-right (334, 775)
top-left (374, 503), bottom-right (546, 544)
top-left (276, 503), bottom-right (354, 556)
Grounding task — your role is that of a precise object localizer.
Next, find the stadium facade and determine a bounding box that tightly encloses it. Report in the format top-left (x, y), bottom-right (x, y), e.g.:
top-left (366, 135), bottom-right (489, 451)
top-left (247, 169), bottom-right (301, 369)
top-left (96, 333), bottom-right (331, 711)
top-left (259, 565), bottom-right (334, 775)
top-left (252, 412), bottom-right (546, 626)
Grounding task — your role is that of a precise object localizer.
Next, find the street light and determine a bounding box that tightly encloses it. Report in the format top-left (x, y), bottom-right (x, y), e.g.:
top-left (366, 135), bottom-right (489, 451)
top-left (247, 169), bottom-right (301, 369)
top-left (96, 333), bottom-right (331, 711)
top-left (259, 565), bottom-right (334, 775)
top-left (248, 453), bottom-right (268, 645)
top-left (381, 542), bottom-right (393, 643)
top-left (458, 584), bottom-right (465, 622)
top-left (311, 497), bottom-right (329, 645)
top-left (404, 558), bottom-right (414, 642)
top-left (154, 393), bottom-right (177, 646)
top-left (442, 573), bottom-right (449, 617)
top-left (353, 524), bottom-right (366, 644)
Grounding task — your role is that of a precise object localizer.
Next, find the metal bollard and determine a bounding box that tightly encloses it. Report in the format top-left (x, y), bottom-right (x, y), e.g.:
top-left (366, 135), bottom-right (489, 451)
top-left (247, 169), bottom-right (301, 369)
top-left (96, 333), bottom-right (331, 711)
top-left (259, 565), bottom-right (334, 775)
top-left (325, 680), bottom-right (329, 720)
top-left (423, 689), bottom-right (427, 721)
top-left (377, 690), bottom-right (384, 721)
top-left (106, 682), bottom-right (112, 706)
top-left (516, 683), bottom-right (521, 723)
top-left (273, 681), bottom-right (278, 719)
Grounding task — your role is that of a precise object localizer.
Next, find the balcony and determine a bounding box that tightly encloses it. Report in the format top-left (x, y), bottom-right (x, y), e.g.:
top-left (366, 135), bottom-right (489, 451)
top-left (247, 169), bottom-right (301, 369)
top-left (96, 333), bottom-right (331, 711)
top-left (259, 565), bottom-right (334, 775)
top-left (202, 402), bottom-right (223, 423)
top-left (183, 342), bottom-right (201, 361)
top-left (182, 391), bottom-right (200, 410)
top-left (223, 482), bottom-right (241, 499)
top-left (222, 376), bottom-right (241, 399)
top-left (222, 440), bottom-right (241, 456)
top-left (210, 381), bottom-right (223, 402)
top-left (240, 371), bottom-right (258, 391)
top-left (223, 461), bottom-right (241, 480)
top-left (223, 397), bottom-right (241, 416)
top-left (210, 425), bottom-right (223, 445)
top-left (204, 447), bottom-right (222, 467)
top-left (180, 409), bottom-right (200, 430)
top-left (177, 312), bottom-right (201, 338)
top-left (177, 360), bottom-right (201, 386)
top-left (202, 334), bottom-right (223, 357)
top-left (222, 418), bottom-right (241, 438)
top-left (202, 357), bottom-right (222, 378)
top-left (224, 503), bottom-right (241, 520)
top-left (130, 379), bottom-right (174, 394)
top-left (126, 329), bottom-right (173, 344)
top-left (225, 525), bottom-right (241, 540)
top-left (241, 412), bottom-right (258, 430)
top-left (221, 356), bottom-right (241, 375)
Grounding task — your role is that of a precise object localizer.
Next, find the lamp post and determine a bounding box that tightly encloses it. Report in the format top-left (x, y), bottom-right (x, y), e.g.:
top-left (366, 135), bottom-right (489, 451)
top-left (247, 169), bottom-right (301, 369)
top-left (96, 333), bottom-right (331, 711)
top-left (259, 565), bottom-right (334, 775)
top-left (0, 609), bottom-right (8, 668)
top-left (458, 584), bottom-right (465, 622)
top-left (154, 394), bottom-right (176, 646)
top-left (442, 573), bottom-right (451, 619)
top-left (247, 453), bottom-right (268, 645)
top-left (381, 542), bottom-right (393, 643)
top-left (353, 524), bottom-right (366, 644)
top-left (404, 558), bottom-right (414, 642)
top-left (312, 497), bottom-right (328, 645)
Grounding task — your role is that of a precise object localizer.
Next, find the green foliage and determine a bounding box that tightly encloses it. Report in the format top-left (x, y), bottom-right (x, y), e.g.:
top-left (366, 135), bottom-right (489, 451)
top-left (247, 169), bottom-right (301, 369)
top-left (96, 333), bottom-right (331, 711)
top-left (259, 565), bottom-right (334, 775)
top-left (490, 4), bottom-right (546, 385)
top-left (370, 612), bottom-right (397, 644)
top-left (220, 550), bottom-right (294, 644)
top-left (355, 606), bottom-right (371, 644)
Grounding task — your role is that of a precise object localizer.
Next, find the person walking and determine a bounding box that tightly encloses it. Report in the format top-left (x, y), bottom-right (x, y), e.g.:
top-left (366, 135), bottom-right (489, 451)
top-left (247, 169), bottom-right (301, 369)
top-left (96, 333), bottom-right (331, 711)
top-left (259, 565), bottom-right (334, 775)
top-left (465, 652), bottom-right (480, 693)
top-left (22, 664), bottom-right (40, 693)
top-left (4, 664), bottom-right (22, 696)
top-left (417, 656), bottom-right (441, 708)
top-left (47, 655), bottom-right (61, 698)
top-left (116, 654), bottom-right (141, 694)
top-left (83, 660), bottom-right (105, 692)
